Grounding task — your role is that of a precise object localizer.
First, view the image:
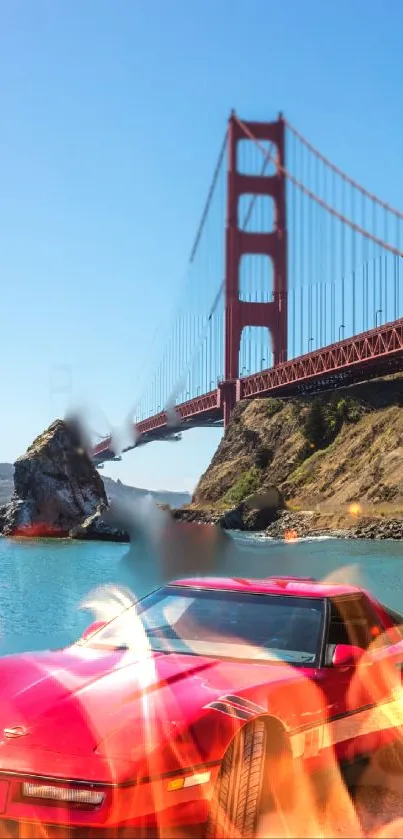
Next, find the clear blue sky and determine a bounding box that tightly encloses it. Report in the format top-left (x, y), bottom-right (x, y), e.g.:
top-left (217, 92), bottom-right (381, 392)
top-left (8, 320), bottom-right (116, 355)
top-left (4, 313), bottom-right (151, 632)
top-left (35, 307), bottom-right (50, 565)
top-left (1, 0), bottom-right (402, 492)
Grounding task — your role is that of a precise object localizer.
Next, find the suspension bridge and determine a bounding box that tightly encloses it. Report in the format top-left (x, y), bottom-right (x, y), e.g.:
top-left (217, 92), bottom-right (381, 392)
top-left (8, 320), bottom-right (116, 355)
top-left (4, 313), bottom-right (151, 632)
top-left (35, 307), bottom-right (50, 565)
top-left (91, 110), bottom-right (403, 466)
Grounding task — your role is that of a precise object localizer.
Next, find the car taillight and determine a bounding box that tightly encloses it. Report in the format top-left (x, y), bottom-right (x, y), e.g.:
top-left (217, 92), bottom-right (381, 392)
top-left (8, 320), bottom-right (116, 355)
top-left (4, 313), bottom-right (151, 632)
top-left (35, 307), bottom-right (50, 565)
top-left (22, 782), bottom-right (105, 807)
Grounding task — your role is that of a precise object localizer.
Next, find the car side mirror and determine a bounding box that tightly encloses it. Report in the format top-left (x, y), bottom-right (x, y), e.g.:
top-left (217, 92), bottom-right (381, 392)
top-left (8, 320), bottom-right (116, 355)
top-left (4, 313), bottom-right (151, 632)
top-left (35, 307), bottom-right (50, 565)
top-left (332, 643), bottom-right (365, 666)
top-left (81, 620), bottom-right (107, 642)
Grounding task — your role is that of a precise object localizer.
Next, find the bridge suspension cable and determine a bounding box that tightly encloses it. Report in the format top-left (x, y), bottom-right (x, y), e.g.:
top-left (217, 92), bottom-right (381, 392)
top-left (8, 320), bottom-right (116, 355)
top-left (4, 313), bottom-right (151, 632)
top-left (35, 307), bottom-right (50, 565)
top-left (131, 130), bottom-right (229, 422)
top-left (285, 119), bottom-right (403, 220)
top-left (235, 116), bottom-right (403, 258)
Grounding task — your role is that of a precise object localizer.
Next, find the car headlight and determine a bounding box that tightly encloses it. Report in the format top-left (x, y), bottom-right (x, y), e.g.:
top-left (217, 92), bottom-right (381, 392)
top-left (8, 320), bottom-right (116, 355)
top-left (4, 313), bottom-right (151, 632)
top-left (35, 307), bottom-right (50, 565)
top-left (22, 782), bottom-right (105, 807)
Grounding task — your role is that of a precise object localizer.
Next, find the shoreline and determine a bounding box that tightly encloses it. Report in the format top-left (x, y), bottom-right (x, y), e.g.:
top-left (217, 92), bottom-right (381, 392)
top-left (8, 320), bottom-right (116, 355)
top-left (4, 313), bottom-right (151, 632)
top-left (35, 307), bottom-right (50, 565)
top-left (172, 506), bottom-right (403, 542)
top-left (1, 528), bottom-right (403, 544)
top-left (2, 504), bottom-right (403, 543)
top-left (1, 525), bottom-right (403, 543)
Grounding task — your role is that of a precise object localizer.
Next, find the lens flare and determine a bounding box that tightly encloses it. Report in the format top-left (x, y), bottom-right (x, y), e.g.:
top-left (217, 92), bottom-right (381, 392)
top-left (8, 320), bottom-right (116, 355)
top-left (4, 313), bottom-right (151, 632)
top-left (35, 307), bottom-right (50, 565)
top-left (348, 502), bottom-right (362, 517)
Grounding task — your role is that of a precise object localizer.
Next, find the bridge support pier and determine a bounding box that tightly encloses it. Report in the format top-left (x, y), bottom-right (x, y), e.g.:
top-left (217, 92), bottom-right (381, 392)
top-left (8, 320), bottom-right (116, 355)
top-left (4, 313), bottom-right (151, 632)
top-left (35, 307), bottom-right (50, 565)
top-left (222, 111), bottom-right (288, 426)
top-left (218, 379), bottom-right (239, 426)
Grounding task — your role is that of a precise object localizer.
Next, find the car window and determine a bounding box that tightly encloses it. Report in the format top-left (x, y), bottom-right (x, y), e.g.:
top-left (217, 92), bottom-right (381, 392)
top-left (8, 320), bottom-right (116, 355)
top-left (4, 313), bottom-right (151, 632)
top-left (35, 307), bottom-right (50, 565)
top-left (80, 586), bottom-right (326, 666)
top-left (325, 595), bottom-right (386, 663)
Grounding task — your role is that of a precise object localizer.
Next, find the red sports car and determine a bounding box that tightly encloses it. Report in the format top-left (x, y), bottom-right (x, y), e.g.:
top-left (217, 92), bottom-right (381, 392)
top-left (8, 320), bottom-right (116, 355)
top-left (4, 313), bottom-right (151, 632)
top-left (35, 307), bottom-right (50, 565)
top-left (0, 575), bottom-right (403, 838)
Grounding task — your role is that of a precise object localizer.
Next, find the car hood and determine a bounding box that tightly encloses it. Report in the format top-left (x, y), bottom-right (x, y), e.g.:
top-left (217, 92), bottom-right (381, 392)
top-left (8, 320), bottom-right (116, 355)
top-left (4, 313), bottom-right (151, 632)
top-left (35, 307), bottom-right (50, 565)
top-left (0, 646), bottom-right (302, 762)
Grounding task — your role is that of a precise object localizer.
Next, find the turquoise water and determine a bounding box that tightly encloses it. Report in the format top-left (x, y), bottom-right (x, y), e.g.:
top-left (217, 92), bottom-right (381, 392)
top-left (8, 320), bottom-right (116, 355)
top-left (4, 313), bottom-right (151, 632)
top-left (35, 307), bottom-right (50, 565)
top-left (0, 531), bottom-right (402, 655)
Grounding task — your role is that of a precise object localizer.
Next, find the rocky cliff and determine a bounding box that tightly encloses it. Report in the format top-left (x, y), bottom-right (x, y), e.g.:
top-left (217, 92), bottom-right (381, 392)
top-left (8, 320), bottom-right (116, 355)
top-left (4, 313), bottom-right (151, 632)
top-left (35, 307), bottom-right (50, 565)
top-left (188, 374), bottom-right (403, 536)
top-left (2, 420), bottom-right (107, 537)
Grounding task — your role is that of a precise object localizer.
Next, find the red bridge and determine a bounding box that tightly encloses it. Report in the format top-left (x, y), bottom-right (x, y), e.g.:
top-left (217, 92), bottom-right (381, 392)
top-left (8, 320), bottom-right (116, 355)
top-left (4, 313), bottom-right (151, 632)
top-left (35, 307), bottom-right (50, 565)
top-left (91, 111), bottom-right (403, 465)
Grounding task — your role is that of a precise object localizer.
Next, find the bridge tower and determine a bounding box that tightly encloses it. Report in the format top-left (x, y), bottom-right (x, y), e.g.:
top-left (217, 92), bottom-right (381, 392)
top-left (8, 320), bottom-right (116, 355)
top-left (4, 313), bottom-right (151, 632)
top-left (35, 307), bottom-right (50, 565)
top-left (220, 111), bottom-right (288, 426)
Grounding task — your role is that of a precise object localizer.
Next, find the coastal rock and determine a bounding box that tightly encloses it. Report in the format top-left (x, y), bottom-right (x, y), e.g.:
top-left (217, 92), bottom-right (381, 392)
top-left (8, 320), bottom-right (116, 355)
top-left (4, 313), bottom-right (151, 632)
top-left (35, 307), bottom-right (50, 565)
top-left (218, 488), bottom-right (284, 531)
top-left (265, 510), bottom-right (317, 539)
top-left (3, 420), bottom-right (107, 538)
top-left (241, 506), bottom-right (278, 531)
top-left (171, 507), bottom-right (220, 525)
top-left (349, 518), bottom-right (403, 540)
top-left (218, 506), bottom-right (244, 530)
top-left (69, 508), bottom-right (130, 543)
top-left (171, 488), bottom-right (284, 532)
top-left (263, 509), bottom-right (349, 540)
top-left (241, 487), bottom-right (284, 530)
top-left (263, 510), bottom-right (403, 540)
top-left (0, 504), bottom-right (7, 535)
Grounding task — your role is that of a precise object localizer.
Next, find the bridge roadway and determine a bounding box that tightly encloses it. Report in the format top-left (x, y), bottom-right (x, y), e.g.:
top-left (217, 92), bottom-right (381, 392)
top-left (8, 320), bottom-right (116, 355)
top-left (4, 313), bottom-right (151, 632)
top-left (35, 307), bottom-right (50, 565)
top-left (91, 316), bottom-right (403, 465)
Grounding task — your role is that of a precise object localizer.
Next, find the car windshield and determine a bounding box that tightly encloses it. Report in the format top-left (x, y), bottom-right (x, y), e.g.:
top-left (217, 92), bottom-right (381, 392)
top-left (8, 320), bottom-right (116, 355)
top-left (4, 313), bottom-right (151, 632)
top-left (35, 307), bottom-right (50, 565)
top-left (80, 585), bottom-right (325, 666)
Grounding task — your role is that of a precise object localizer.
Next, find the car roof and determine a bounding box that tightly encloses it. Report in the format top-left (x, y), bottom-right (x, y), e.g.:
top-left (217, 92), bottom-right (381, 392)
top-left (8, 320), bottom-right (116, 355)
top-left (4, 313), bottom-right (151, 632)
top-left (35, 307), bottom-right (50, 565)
top-left (169, 576), bottom-right (362, 599)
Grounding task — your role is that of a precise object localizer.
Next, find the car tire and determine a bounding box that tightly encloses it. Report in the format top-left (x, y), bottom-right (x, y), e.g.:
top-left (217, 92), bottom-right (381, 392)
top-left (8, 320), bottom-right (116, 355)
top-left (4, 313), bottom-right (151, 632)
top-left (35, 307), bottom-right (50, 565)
top-left (205, 718), bottom-right (267, 839)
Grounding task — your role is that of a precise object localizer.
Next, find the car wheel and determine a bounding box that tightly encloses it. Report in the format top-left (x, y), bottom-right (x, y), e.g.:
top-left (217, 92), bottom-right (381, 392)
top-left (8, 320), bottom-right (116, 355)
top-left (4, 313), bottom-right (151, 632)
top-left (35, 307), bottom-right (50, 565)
top-left (205, 718), bottom-right (267, 839)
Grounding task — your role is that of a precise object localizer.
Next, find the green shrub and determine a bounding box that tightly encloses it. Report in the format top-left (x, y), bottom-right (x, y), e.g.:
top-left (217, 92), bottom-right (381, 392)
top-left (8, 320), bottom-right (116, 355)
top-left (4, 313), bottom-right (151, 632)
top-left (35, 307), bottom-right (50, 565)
top-left (222, 467), bottom-right (261, 507)
top-left (301, 395), bottom-right (362, 460)
top-left (266, 398), bottom-right (283, 417)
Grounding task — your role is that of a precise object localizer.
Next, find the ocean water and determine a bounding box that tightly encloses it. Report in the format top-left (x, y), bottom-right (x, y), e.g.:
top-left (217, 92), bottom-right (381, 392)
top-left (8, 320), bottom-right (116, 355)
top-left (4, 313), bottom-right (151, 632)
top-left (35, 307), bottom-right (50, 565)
top-left (0, 528), bottom-right (402, 657)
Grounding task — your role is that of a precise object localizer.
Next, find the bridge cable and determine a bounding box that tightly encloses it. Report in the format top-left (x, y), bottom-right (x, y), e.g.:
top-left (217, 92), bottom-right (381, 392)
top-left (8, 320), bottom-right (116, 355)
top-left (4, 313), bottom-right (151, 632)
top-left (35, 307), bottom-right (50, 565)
top-left (122, 129), bottom-right (229, 422)
top-left (235, 116), bottom-right (403, 259)
top-left (285, 119), bottom-right (403, 220)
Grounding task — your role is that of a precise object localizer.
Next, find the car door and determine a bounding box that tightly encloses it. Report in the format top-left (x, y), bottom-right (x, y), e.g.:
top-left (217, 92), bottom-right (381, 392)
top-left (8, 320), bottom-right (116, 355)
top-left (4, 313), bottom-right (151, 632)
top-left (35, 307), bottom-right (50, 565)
top-left (316, 594), bottom-right (395, 764)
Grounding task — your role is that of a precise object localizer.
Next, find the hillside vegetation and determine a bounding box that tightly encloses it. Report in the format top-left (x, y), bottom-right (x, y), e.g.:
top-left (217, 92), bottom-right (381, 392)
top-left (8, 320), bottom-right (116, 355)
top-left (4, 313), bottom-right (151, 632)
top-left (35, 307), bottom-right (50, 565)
top-left (194, 375), bottom-right (403, 518)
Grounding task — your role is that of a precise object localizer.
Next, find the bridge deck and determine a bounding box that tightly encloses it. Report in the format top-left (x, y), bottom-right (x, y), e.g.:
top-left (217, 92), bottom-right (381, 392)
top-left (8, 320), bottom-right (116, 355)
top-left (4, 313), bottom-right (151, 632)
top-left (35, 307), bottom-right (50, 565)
top-left (91, 317), bottom-right (403, 465)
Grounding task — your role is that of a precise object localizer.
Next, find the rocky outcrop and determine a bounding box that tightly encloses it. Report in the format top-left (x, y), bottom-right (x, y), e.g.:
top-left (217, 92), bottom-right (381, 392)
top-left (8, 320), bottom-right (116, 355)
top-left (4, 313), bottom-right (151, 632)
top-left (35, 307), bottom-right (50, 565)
top-left (263, 510), bottom-right (403, 540)
top-left (187, 374), bottom-right (403, 536)
top-left (217, 487), bottom-right (283, 531)
top-left (2, 420), bottom-right (107, 537)
top-left (0, 505), bottom-right (7, 534)
top-left (172, 488), bottom-right (283, 532)
top-left (348, 518), bottom-right (403, 540)
top-left (194, 376), bottom-right (403, 511)
top-left (69, 508), bottom-right (130, 542)
top-left (171, 507), bottom-right (221, 525)
top-left (264, 510), bottom-right (338, 539)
